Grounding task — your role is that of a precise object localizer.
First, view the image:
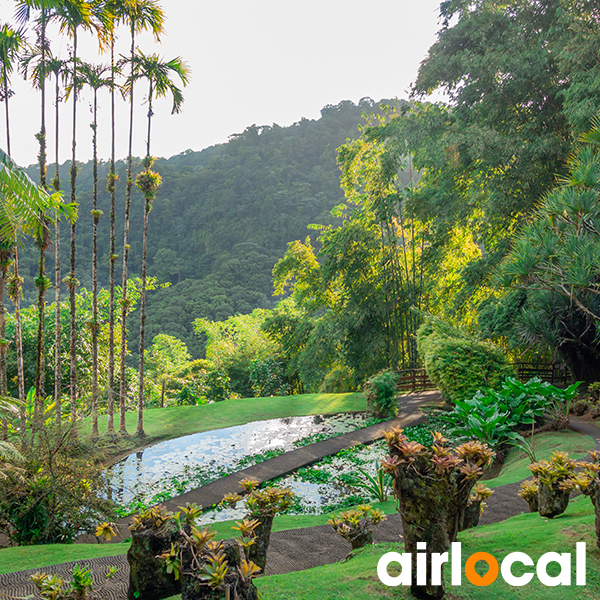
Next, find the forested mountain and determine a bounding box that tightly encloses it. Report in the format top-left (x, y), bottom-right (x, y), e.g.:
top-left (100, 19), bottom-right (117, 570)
top-left (20, 97), bottom-right (402, 358)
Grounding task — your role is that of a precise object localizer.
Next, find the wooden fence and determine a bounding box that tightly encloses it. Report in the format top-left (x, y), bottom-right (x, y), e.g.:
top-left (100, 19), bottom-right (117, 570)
top-left (396, 363), bottom-right (570, 392)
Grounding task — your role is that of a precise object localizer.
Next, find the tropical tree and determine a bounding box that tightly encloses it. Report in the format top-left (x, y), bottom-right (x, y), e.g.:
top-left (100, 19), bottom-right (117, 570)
top-left (499, 117), bottom-right (600, 381)
top-left (78, 61), bottom-right (111, 438)
top-left (103, 0), bottom-right (129, 437)
top-left (117, 0), bottom-right (164, 435)
top-left (0, 23), bottom-right (25, 158)
top-left (0, 150), bottom-right (69, 439)
top-left (145, 334), bottom-right (191, 407)
top-left (128, 48), bottom-right (189, 435)
top-left (52, 0), bottom-right (104, 436)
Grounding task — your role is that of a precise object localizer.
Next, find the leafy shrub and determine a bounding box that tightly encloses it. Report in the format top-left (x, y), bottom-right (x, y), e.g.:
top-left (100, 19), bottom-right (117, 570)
top-left (0, 433), bottom-right (114, 545)
top-left (249, 357), bottom-right (290, 397)
top-left (416, 314), bottom-right (515, 403)
top-left (318, 366), bottom-right (354, 393)
top-left (364, 370), bottom-right (398, 418)
top-left (173, 381), bottom-right (207, 406)
top-left (437, 377), bottom-right (579, 448)
top-left (203, 369), bottom-right (231, 402)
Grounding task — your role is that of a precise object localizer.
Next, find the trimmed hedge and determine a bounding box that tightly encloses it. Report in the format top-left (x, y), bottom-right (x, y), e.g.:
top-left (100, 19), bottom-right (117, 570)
top-left (416, 315), bottom-right (515, 403)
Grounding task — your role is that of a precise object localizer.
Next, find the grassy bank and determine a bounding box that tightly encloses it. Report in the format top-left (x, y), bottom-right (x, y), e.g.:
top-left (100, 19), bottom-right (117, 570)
top-left (79, 392), bottom-right (367, 462)
top-left (256, 496), bottom-right (600, 599)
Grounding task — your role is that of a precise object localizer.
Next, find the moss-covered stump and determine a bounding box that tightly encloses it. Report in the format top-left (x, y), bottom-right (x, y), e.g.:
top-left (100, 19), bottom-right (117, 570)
top-left (460, 502), bottom-right (480, 531)
top-left (247, 515), bottom-right (273, 571)
top-left (382, 429), bottom-right (494, 600)
top-left (538, 483), bottom-right (570, 518)
top-left (127, 520), bottom-right (180, 600)
top-left (181, 540), bottom-right (258, 600)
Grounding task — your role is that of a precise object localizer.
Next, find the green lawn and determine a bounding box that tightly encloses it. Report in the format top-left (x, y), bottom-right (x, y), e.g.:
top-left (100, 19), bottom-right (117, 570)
top-left (256, 496), bottom-right (600, 600)
top-left (485, 429), bottom-right (594, 489)
top-left (79, 392), bottom-right (367, 460)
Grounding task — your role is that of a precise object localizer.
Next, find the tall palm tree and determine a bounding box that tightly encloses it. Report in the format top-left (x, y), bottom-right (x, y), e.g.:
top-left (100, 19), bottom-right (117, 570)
top-left (52, 0), bottom-right (104, 435)
top-left (103, 0), bottom-right (129, 436)
top-left (0, 23), bottom-right (25, 158)
top-left (127, 49), bottom-right (189, 436)
top-left (117, 0), bottom-right (164, 435)
top-left (47, 56), bottom-right (67, 424)
top-left (77, 61), bottom-right (111, 439)
top-left (0, 150), bottom-right (69, 440)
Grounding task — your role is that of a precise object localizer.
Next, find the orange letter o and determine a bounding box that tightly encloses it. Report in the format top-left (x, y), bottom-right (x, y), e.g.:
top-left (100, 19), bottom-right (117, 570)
top-left (465, 552), bottom-right (499, 586)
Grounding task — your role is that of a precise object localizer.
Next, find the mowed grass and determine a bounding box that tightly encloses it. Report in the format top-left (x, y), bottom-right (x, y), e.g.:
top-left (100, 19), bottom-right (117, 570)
top-left (0, 542), bottom-right (131, 575)
top-left (79, 392), bottom-right (367, 453)
top-left (485, 429), bottom-right (595, 488)
top-left (256, 496), bottom-right (600, 600)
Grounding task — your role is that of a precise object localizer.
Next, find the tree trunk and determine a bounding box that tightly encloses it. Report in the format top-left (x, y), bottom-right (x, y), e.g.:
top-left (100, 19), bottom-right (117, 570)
top-left (53, 71), bottom-right (62, 430)
top-left (107, 36), bottom-right (117, 436)
top-left (0, 259), bottom-right (8, 440)
top-left (161, 380), bottom-right (165, 408)
top-left (91, 89), bottom-right (99, 439)
top-left (137, 195), bottom-right (149, 437)
top-left (3, 67), bottom-right (10, 158)
top-left (69, 30), bottom-right (78, 437)
top-left (34, 241), bottom-right (47, 437)
top-left (11, 247), bottom-right (25, 443)
top-left (118, 25), bottom-right (137, 435)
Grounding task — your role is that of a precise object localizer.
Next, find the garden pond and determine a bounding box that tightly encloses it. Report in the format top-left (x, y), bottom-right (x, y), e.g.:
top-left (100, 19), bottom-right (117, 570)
top-left (108, 411), bottom-right (380, 513)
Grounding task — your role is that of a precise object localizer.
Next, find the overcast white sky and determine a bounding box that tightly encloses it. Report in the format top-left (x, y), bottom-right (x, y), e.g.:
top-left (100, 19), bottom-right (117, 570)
top-left (0, 0), bottom-right (444, 167)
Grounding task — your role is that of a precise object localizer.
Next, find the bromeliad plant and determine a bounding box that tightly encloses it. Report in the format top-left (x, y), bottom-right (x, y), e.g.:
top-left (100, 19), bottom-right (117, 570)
top-left (222, 478), bottom-right (293, 571)
top-left (381, 428), bottom-right (494, 599)
top-left (518, 479), bottom-right (539, 513)
top-left (529, 451), bottom-right (579, 518)
top-left (566, 451), bottom-right (600, 549)
top-left (328, 504), bottom-right (386, 551)
top-left (460, 483), bottom-right (493, 531)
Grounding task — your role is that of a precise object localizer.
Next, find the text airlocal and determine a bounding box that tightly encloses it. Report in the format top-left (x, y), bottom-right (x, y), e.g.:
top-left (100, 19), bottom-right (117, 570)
top-left (377, 542), bottom-right (586, 587)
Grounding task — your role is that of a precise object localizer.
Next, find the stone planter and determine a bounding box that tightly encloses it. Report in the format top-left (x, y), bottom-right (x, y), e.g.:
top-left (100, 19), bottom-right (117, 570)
top-left (538, 483), bottom-right (570, 518)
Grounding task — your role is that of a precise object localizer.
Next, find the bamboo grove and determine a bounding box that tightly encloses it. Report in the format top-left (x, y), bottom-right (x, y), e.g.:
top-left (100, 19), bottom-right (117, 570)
top-left (0, 0), bottom-right (190, 442)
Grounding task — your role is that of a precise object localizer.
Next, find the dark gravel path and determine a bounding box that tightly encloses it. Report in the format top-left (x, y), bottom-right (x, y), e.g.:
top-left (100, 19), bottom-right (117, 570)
top-left (1, 408), bottom-right (597, 600)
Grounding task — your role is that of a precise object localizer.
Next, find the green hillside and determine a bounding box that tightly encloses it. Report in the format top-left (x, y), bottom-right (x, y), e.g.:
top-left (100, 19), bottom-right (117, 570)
top-left (20, 98), bottom-right (404, 359)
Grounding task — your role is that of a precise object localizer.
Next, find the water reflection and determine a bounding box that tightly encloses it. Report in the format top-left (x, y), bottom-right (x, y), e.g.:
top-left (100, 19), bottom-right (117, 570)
top-left (108, 412), bottom-right (372, 506)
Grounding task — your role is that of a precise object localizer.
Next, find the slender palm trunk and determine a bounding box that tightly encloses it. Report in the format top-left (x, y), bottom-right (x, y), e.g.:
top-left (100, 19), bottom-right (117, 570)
top-left (34, 13), bottom-right (49, 438)
top-left (11, 248), bottom-right (25, 442)
top-left (137, 89), bottom-right (154, 438)
top-left (137, 193), bottom-right (149, 437)
top-left (39, 12), bottom-right (47, 189)
top-left (3, 65), bottom-right (10, 158)
top-left (0, 256), bottom-right (8, 440)
top-left (118, 25), bottom-right (136, 435)
top-left (69, 31), bottom-right (78, 436)
top-left (54, 71), bottom-right (62, 428)
top-left (33, 239), bottom-right (47, 436)
top-left (107, 37), bottom-right (116, 435)
top-left (91, 89), bottom-right (99, 439)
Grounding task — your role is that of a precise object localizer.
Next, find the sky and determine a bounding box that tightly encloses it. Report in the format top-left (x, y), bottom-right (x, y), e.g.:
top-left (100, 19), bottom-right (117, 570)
top-left (0, 0), bottom-right (445, 167)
